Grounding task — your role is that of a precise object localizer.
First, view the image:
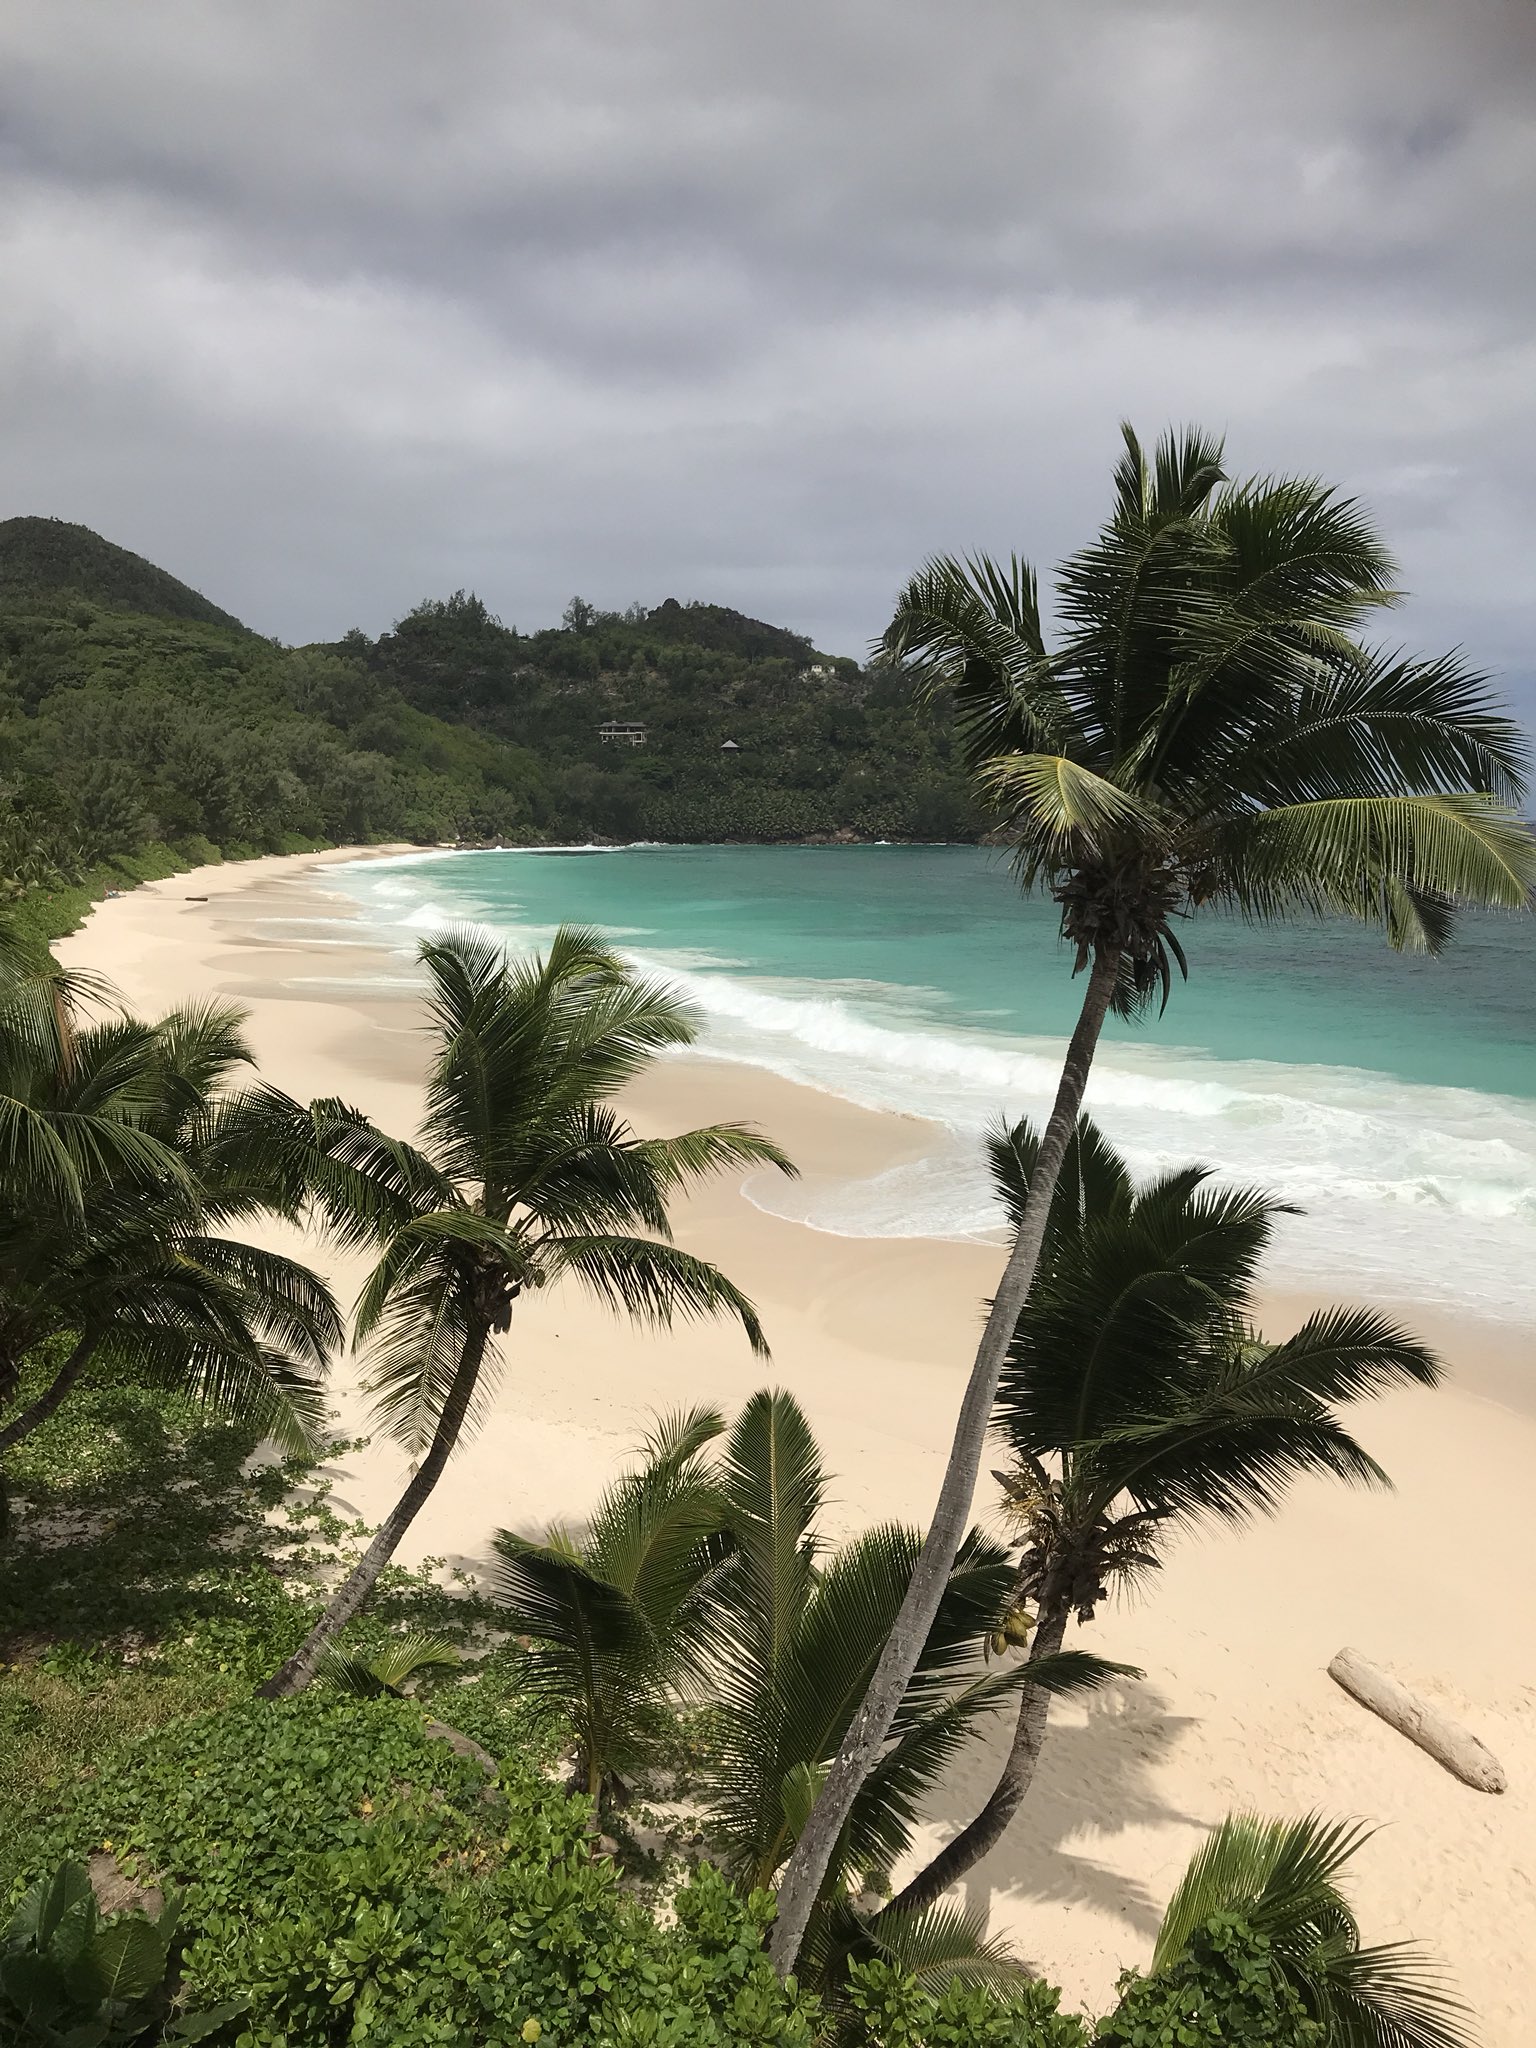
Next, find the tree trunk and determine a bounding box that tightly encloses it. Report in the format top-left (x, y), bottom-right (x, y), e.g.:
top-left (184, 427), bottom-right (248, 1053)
top-left (257, 1320), bottom-right (490, 1700)
top-left (768, 946), bottom-right (1122, 1974)
top-left (882, 1600), bottom-right (1071, 1917)
top-left (0, 1332), bottom-right (100, 1453)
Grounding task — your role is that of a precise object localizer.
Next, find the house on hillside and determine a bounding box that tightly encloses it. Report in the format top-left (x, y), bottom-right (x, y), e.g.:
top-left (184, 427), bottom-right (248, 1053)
top-left (720, 738), bottom-right (741, 752)
top-left (597, 720), bottom-right (647, 746)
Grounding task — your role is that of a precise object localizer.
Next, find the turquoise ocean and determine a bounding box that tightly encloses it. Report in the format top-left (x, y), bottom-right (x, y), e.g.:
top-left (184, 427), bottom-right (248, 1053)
top-left (321, 846), bottom-right (1536, 1324)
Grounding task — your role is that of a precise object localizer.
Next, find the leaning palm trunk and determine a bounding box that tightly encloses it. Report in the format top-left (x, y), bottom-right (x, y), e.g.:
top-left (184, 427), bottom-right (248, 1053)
top-left (255, 930), bottom-right (785, 1704)
top-left (768, 946), bottom-right (1121, 1971)
top-left (259, 1323), bottom-right (490, 1699)
top-left (0, 1332), bottom-right (99, 1453)
top-left (883, 1599), bottom-right (1071, 1917)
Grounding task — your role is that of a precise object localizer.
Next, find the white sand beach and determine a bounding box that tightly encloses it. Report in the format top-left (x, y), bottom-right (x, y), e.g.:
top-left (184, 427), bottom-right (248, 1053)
top-left (56, 849), bottom-right (1536, 2038)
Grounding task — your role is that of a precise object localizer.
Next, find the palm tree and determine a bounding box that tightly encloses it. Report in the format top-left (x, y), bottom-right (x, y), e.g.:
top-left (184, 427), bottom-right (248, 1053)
top-left (701, 1390), bottom-right (1125, 1983)
top-left (884, 1116), bottom-right (1439, 1914)
top-left (0, 994), bottom-right (338, 1460)
top-left (1150, 1813), bottom-right (1472, 2048)
top-left (0, 955), bottom-right (189, 1387)
top-left (491, 1403), bottom-right (733, 1816)
top-left (770, 424), bottom-right (1535, 1968)
top-left (259, 926), bottom-right (793, 1699)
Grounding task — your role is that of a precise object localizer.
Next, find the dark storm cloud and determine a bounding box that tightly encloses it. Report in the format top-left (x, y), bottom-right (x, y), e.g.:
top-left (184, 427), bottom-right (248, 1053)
top-left (0, 0), bottom-right (1532, 713)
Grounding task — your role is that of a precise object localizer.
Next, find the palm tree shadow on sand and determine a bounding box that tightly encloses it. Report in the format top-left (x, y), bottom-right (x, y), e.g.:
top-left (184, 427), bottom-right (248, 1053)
top-left (918, 1675), bottom-right (1202, 1942)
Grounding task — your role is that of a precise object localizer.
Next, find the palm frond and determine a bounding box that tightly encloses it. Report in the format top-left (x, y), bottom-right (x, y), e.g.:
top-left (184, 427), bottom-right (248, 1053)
top-left (977, 752), bottom-right (1159, 860)
top-left (1154, 1812), bottom-right (1370, 1973)
top-left (1211, 646), bottom-right (1527, 811)
top-left (147, 999), bottom-right (254, 1131)
top-left (631, 1123), bottom-right (798, 1195)
top-left (358, 1271), bottom-right (481, 1456)
top-left (492, 1485), bottom-right (722, 1789)
top-left (636, 1403), bottom-right (728, 1471)
top-left (717, 1389), bottom-right (825, 1680)
top-left (186, 1084), bottom-right (325, 1220)
top-left (499, 1102), bottom-right (678, 1236)
top-left (1235, 1306), bottom-right (1440, 1404)
top-left (103, 1328), bottom-right (329, 1456)
top-left (316, 1631), bottom-right (461, 1698)
top-left (771, 1525), bottom-right (951, 1791)
top-left (492, 1536), bottom-right (642, 1673)
top-left (996, 1171), bottom-right (1285, 1460)
top-left (1316, 1941), bottom-right (1476, 2048)
top-left (881, 553), bottom-right (1070, 765)
top-left (1084, 1307), bottom-right (1440, 1523)
top-left (178, 1236), bottom-right (344, 1364)
top-left (512, 1115), bottom-right (795, 1244)
top-left (1095, 1405), bottom-right (1389, 1524)
top-left (1210, 793), bottom-right (1536, 948)
top-left (418, 927), bottom-right (700, 1184)
top-left (252, 1089), bottom-right (452, 1249)
top-left (1153, 1813), bottom-right (1474, 2048)
top-left (351, 1207), bottom-right (523, 1345)
top-left (849, 1654), bottom-right (1133, 1890)
top-left (985, 1112), bottom-right (1133, 1240)
top-left (858, 1896), bottom-right (1026, 1991)
top-left (1011, 1646), bottom-right (1141, 1696)
top-left (543, 1233), bottom-right (768, 1356)
top-left (583, 1445), bottom-right (733, 1649)
top-left (0, 1094), bottom-right (89, 1213)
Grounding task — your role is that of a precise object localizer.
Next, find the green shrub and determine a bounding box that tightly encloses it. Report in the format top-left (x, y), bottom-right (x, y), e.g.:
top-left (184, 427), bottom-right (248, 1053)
top-left (843, 1958), bottom-right (1089, 2046)
top-left (0, 1860), bottom-right (242, 2044)
top-left (10, 1692), bottom-right (820, 2046)
top-left (1094, 1914), bottom-right (1322, 2045)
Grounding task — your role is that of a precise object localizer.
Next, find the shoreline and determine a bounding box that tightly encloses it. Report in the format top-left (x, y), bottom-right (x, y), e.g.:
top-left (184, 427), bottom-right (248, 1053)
top-left (52, 847), bottom-right (1536, 2036)
top-left (323, 838), bottom-right (1536, 1341)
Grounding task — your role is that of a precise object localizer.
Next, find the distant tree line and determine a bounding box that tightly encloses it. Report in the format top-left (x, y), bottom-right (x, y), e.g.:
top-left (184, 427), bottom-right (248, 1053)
top-left (0, 521), bottom-right (984, 910)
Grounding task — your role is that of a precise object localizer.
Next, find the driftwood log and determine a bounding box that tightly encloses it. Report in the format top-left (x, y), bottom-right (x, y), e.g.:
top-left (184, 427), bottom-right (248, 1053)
top-left (1328, 1647), bottom-right (1506, 1794)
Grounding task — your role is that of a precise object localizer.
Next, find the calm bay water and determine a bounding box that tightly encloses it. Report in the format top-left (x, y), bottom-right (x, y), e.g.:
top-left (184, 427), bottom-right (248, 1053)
top-left (325, 845), bottom-right (1536, 1323)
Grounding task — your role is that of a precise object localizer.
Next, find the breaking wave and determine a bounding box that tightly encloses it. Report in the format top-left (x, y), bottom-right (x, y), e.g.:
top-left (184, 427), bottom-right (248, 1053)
top-left (329, 853), bottom-right (1536, 1322)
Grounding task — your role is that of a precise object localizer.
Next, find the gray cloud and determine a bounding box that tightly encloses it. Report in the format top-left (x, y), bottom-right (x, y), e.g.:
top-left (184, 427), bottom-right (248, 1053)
top-left (0, 0), bottom-right (1532, 719)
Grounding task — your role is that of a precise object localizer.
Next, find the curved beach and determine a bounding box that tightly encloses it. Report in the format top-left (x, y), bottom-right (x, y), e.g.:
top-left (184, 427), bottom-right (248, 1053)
top-left (57, 848), bottom-right (1536, 2039)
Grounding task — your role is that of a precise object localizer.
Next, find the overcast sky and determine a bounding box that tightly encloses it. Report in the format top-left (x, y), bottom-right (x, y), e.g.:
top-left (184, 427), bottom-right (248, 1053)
top-left (2, 0), bottom-right (1532, 714)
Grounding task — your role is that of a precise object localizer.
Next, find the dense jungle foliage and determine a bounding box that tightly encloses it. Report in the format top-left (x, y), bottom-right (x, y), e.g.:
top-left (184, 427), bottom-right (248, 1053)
top-left (0, 518), bottom-right (980, 937)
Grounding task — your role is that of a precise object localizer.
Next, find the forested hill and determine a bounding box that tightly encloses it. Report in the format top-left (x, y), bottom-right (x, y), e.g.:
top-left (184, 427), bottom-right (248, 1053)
top-left (0, 516), bottom-right (248, 632)
top-left (0, 521), bottom-right (981, 922)
top-left (354, 589), bottom-right (978, 841)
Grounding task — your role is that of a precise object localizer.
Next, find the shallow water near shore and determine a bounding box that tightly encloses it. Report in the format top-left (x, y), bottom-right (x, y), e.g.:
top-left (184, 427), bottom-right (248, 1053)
top-left (325, 844), bottom-right (1536, 1324)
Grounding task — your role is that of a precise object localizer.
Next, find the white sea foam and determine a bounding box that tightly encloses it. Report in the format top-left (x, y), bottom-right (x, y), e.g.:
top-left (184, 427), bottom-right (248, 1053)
top-left (329, 858), bottom-right (1536, 1321)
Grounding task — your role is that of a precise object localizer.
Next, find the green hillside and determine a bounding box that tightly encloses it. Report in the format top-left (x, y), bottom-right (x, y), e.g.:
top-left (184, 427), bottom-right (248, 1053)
top-left (357, 589), bottom-right (979, 842)
top-left (0, 516), bottom-right (248, 631)
top-left (0, 524), bottom-right (980, 935)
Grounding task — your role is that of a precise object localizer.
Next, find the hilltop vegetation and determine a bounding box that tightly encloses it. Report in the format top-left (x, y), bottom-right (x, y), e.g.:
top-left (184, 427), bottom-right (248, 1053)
top-left (0, 520), bottom-right (981, 937)
top-left (0, 516), bottom-right (247, 631)
top-left (361, 590), bottom-right (977, 842)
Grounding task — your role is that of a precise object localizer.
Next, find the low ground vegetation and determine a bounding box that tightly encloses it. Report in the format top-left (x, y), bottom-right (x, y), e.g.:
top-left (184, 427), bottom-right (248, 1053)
top-left (0, 1370), bottom-right (1439, 2046)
